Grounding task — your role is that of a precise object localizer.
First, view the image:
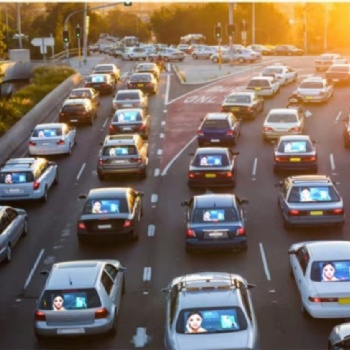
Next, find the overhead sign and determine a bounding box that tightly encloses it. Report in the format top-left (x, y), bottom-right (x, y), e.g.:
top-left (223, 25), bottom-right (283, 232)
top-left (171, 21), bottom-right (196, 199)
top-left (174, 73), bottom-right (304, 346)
top-left (31, 37), bottom-right (54, 47)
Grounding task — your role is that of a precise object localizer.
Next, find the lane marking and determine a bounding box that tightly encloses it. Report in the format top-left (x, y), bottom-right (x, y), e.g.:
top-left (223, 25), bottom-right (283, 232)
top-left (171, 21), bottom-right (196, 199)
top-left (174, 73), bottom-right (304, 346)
top-left (147, 225), bottom-right (155, 237)
top-left (335, 111), bottom-right (342, 122)
top-left (154, 168), bottom-right (160, 177)
top-left (102, 118), bottom-right (108, 129)
top-left (252, 157), bottom-right (258, 177)
top-left (259, 243), bottom-right (271, 281)
top-left (161, 135), bottom-right (196, 176)
top-left (24, 249), bottom-right (45, 290)
top-left (164, 72), bottom-right (171, 106)
top-left (330, 153), bottom-right (335, 171)
top-left (161, 121), bottom-right (166, 126)
top-left (159, 133), bottom-right (164, 138)
top-left (157, 149), bottom-right (163, 156)
top-left (76, 162), bottom-right (86, 181)
top-left (143, 267), bottom-right (152, 281)
top-left (131, 327), bottom-right (150, 348)
top-left (151, 194), bottom-right (158, 205)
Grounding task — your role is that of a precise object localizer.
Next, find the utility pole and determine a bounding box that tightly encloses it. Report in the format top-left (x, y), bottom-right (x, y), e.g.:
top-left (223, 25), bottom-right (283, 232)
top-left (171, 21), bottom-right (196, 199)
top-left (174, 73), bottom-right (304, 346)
top-left (16, 3), bottom-right (22, 49)
top-left (252, 2), bottom-right (255, 45)
top-left (83, 2), bottom-right (88, 64)
top-left (228, 3), bottom-right (234, 66)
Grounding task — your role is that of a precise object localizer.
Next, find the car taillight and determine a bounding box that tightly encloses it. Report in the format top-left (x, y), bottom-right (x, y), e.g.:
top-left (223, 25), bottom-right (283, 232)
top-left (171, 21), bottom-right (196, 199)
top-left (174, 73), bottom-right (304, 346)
top-left (86, 83), bottom-right (91, 87)
top-left (263, 126), bottom-right (274, 132)
top-left (227, 130), bottom-right (235, 136)
top-left (289, 209), bottom-right (300, 216)
top-left (99, 158), bottom-right (107, 165)
top-left (124, 220), bottom-right (132, 227)
top-left (130, 157), bottom-right (142, 163)
top-left (57, 140), bottom-right (65, 145)
top-left (139, 123), bottom-right (146, 131)
top-left (59, 112), bottom-right (65, 117)
top-left (188, 172), bottom-right (195, 179)
top-left (220, 107), bottom-right (225, 112)
top-left (333, 208), bottom-right (344, 215)
top-left (95, 307), bottom-right (109, 319)
top-left (78, 222), bottom-right (86, 230)
top-left (290, 127), bottom-right (301, 132)
top-left (319, 91), bottom-right (325, 95)
top-left (244, 107), bottom-right (252, 112)
top-left (224, 171), bottom-right (233, 177)
top-left (275, 157), bottom-right (288, 163)
top-left (237, 227), bottom-right (246, 235)
top-left (308, 297), bottom-right (338, 303)
top-left (29, 141), bottom-right (36, 146)
top-left (33, 181), bottom-right (40, 190)
top-left (109, 125), bottom-right (115, 133)
top-left (198, 130), bottom-right (204, 136)
top-left (35, 311), bottom-right (46, 321)
top-left (186, 229), bottom-right (196, 237)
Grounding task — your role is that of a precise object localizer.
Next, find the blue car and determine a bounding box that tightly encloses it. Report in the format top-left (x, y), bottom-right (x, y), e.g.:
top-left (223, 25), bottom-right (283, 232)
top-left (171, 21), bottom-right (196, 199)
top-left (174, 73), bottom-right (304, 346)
top-left (197, 112), bottom-right (241, 147)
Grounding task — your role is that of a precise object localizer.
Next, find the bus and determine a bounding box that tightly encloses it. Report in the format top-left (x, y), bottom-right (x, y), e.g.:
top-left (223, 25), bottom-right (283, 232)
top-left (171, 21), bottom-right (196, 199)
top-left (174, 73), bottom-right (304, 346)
top-left (180, 34), bottom-right (206, 45)
top-left (121, 36), bottom-right (140, 47)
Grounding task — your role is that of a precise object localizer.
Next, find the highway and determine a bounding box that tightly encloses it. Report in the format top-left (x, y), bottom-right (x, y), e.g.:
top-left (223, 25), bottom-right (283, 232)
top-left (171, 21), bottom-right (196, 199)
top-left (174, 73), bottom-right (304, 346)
top-left (0, 56), bottom-right (349, 350)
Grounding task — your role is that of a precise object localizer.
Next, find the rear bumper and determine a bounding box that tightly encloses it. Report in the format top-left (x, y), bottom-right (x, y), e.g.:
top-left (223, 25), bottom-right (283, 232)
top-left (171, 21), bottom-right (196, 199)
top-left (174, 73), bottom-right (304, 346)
top-left (29, 145), bottom-right (68, 155)
top-left (97, 164), bottom-right (147, 176)
top-left (188, 178), bottom-right (235, 188)
top-left (273, 162), bottom-right (317, 172)
top-left (284, 214), bottom-right (345, 227)
top-left (305, 302), bottom-right (350, 319)
top-left (186, 237), bottom-right (247, 251)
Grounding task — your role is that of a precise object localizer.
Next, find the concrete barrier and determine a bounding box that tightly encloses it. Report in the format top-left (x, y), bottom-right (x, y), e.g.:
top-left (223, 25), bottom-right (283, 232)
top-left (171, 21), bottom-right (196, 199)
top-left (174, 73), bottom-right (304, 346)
top-left (0, 73), bottom-right (83, 164)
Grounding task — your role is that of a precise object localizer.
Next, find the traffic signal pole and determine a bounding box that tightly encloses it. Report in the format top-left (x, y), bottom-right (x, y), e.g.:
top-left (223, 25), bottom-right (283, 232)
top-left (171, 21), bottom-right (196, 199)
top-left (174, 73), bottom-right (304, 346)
top-left (228, 3), bottom-right (234, 67)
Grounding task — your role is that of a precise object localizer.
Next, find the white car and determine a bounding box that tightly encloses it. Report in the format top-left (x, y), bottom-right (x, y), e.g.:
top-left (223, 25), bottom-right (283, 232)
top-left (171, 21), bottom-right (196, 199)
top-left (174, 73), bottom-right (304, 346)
top-left (121, 47), bottom-right (148, 61)
top-left (315, 53), bottom-right (348, 71)
top-left (260, 65), bottom-right (298, 86)
top-left (192, 46), bottom-right (217, 59)
top-left (148, 48), bottom-right (185, 62)
top-left (296, 76), bottom-right (334, 103)
top-left (289, 240), bottom-right (350, 319)
top-left (29, 123), bottom-right (76, 156)
top-left (246, 76), bottom-right (280, 97)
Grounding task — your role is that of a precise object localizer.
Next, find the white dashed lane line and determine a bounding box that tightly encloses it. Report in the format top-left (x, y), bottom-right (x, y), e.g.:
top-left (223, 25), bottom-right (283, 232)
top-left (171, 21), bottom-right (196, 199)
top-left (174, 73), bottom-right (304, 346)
top-left (251, 157), bottom-right (258, 178)
top-left (76, 162), bottom-right (86, 181)
top-left (23, 249), bottom-right (45, 290)
top-left (259, 243), bottom-right (271, 281)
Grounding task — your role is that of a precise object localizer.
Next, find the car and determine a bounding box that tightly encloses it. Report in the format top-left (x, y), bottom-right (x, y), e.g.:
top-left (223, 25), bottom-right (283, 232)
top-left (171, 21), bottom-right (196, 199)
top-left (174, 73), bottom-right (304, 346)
top-left (97, 134), bottom-right (148, 180)
top-left (328, 322), bottom-right (350, 349)
top-left (127, 72), bottom-right (158, 94)
top-left (277, 175), bottom-right (345, 229)
top-left (187, 147), bottom-right (238, 188)
top-left (67, 87), bottom-right (100, 108)
top-left (235, 48), bottom-right (262, 63)
top-left (177, 44), bottom-right (192, 54)
top-left (220, 91), bottom-right (264, 120)
top-left (262, 108), bottom-right (305, 142)
top-left (108, 108), bottom-right (150, 139)
top-left (0, 157), bottom-right (58, 202)
top-left (325, 64), bottom-right (350, 84)
top-left (288, 240), bottom-right (350, 318)
top-left (121, 47), bottom-right (148, 61)
top-left (112, 45), bottom-right (126, 58)
top-left (197, 112), bottom-right (241, 147)
top-left (273, 135), bottom-right (318, 174)
top-left (246, 76), bottom-right (280, 97)
top-left (34, 259), bottom-right (126, 339)
top-left (246, 44), bottom-right (272, 55)
top-left (296, 76), bottom-right (333, 103)
top-left (342, 115), bottom-right (350, 148)
top-left (272, 45), bottom-right (304, 56)
top-left (148, 48), bottom-right (185, 62)
top-left (134, 62), bottom-right (160, 80)
top-left (191, 46), bottom-right (217, 59)
top-left (77, 187), bottom-right (144, 243)
top-left (0, 205), bottom-right (28, 263)
top-left (260, 65), bottom-right (298, 86)
top-left (85, 73), bottom-right (116, 95)
top-left (162, 272), bottom-right (258, 350)
top-left (59, 98), bottom-right (97, 126)
top-left (92, 63), bottom-right (120, 81)
top-left (314, 53), bottom-right (348, 72)
top-left (112, 89), bottom-right (148, 112)
top-left (28, 123), bottom-right (76, 156)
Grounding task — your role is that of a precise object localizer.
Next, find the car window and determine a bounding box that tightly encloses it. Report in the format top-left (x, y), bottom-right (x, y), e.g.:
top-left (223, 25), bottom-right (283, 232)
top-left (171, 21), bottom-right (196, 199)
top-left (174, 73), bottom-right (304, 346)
top-left (288, 185), bottom-right (339, 203)
top-left (0, 213), bottom-right (10, 233)
top-left (176, 307), bottom-right (248, 334)
top-left (83, 198), bottom-right (129, 214)
top-left (116, 92), bottom-right (140, 100)
top-left (62, 104), bottom-right (85, 112)
top-left (225, 95), bottom-right (251, 104)
top-left (248, 80), bottom-right (269, 87)
top-left (104, 264), bottom-right (118, 280)
top-left (33, 128), bottom-right (62, 137)
top-left (278, 140), bottom-right (311, 153)
top-left (193, 208), bottom-right (238, 222)
top-left (202, 119), bottom-right (229, 129)
top-left (311, 260), bottom-right (350, 282)
top-left (101, 270), bottom-right (114, 295)
top-left (296, 248), bottom-right (309, 275)
top-left (113, 110), bottom-right (142, 123)
top-left (267, 114), bottom-right (297, 123)
top-left (102, 145), bottom-right (137, 156)
top-left (239, 281), bottom-right (252, 321)
top-left (39, 288), bottom-right (101, 310)
top-left (0, 171), bottom-right (34, 184)
top-left (69, 90), bottom-right (92, 99)
top-left (130, 75), bottom-right (151, 82)
top-left (194, 154), bottom-right (229, 167)
top-left (5, 207), bottom-right (18, 222)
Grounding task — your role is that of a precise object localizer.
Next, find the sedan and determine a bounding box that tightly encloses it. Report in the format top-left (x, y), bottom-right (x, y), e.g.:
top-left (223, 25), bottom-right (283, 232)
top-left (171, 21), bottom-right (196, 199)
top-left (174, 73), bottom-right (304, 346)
top-left (0, 205), bottom-right (28, 263)
top-left (197, 112), bottom-right (241, 147)
top-left (85, 74), bottom-right (116, 95)
top-left (181, 193), bottom-right (248, 252)
top-left (273, 45), bottom-right (304, 56)
top-left (77, 187), bottom-right (144, 244)
top-left (246, 76), bottom-right (280, 97)
top-left (188, 147), bottom-right (238, 188)
top-left (191, 46), bottom-right (217, 59)
top-left (112, 89), bottom-right (148, 112)
top-left (315, 53), bottom-right (348, 72)
top-left (108, 108), bottom-right (150, 139)
top-left (134, 62), bottom-right (160, 80)
top-left (127, 73), bottom-right (158, 94)
top-left (328, 322), bottom-right (350, 349)
top-left (289, 240), bottom-right (350, 318)
top-left (262, 108), bottom-right (305, 142)
top-left (273, 135), bottom-right (318, 174)
top-left (296, 77), bottom-right (333, 104)
top-left (277, 175), bottom-right (345, 229)
top-left (260, 65), bottom-right (298, 86)
top-left (28, 123), bottom-right (76, 156)
top-left (221, 91), bottom-right (264, 120)
top-left (68, 87), bottom-right (100, 108)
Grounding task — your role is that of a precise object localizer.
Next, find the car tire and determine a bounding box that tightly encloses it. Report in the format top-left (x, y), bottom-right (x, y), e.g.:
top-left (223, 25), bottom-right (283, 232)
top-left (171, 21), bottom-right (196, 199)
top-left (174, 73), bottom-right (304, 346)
top-left (140, 168), bottom-right (147, 179)
top-left (41, 188), bottom-right (48, 203)
top-left (65, 143), bottom-right (72, 157)
top-left (238, 57), bottom-right (245, 64)
top-left (5, 244), bottom-right (12, 263)
top-left (273, 166), bottom-right (278, 174)
top-left (283, 218), bottom-right (292, 230)
top-left (289, 268), bottom-right (294, 279)
top-left (301, 302), bottom-right (311, 318)
top-left (108, 312), bottom-right (119, 337)
top-left (22, 218), bottom-right (28, 236)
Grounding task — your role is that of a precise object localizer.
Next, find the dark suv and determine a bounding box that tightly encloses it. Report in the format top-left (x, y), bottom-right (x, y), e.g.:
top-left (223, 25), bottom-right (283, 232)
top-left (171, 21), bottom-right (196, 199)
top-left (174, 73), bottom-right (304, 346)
top-left (59, 99), bottom-right (97, 126)
top-left (85, 74), bottom-right (116, 95)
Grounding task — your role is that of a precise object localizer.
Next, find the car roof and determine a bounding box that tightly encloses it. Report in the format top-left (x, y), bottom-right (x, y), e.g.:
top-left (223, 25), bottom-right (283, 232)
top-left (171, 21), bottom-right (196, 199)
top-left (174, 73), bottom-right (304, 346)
top-left (227, 91), bottom-right (255, 97)
top-left (115, 108), bottom-right (143, 114)
top-left (116, 89), bottom-right (142, 95)
top-left (305, 241), bottom-right (350, 260)
top-left (130, 72), bottom-right (153, 77)
top-left (87, 187), bottom-right (130, 199)
top-left (268, 108), bottom-right (297, 114)
top-left (194, 194), bottom-right (235, 207)
top-left (71, 87), bottom-right (93, 92)
top-left (94, 64), bottom-right (116, 68)
top-left (2, 157), bottom-right (37, 169)
top-left (63, 98), bottom-right (90, 105)
top-left (194, 147), bottom-right (229, 155)
top-left (205, 112), bottom-right (231, 120)
top-left (278, 135), bottom-right (311, 142)
top-left (302, 76), bottom-right (324, 82)
top-left (250, 76), bottom-right (275, 81)
top-left (103, 134), bottom-right (139, 146)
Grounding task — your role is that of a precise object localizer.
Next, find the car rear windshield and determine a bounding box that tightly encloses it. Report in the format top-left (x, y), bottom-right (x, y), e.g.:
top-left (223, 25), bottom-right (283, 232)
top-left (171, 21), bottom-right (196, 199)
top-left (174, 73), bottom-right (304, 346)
top-left (225, 95), bottom-right (251, 104)
top-left (176, 307), bottom-right (248, 334)
top-left (130, 75), bottom-right (152, 82)
top-left (113, 110), bottom-right (142, 123)
top-left (62, 104), bottom-right (86, 112)
top-left (83, 198), bottom-right (129, 214)
top-left (247, 80), bottom-right (270, 87)
top-left (87, 76), bottom-right (107, 83)
top-left (288, 185), bottom-right (340, 203)
top-left (329, 66), bottom-right (349, 72)
top-left (278, 140), bottom-right (312, 153)
top-left (0, 172), bottom-right (34, 184)
top-left (116, 92), bottom-right (140, 100)
top-left (264, 68), bottom-right (283, 74)
top-left (193, 154), bottom-right (229, 167)
top-left (202, 120), bottom-right (230, 129)
top-left (94, 65), bottom-right (113, 72)
top-left (33, 128), bottom-right (62, 137)
top-left (39, 288), bottom-right (101, 310)
top-left (69, 91), bottom-right (92, 99)
top-left (311, 260), bottom-right (350, 282)
top-left (102, 145), bottom-right (137, 156)
top-left (193, 208), bottom-right (238, 222)
top-left (299, 82), bottom-right (324, 89)
top-left (267, 114), bottom-right (297, 123)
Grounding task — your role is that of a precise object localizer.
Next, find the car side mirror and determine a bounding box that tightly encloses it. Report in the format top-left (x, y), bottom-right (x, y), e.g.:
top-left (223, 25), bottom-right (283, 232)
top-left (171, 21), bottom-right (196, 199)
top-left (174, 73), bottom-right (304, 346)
top-left (118, 266), bottom-right (127, 272)
top-left (247, 283), bottom-right (257, 289)
top-left (40, 270), bottom-right (49, 276)
top-left (78, 193), bottom-right (87, 200)
top-left (161, 287), bottom-right (170, 294)
top-left (274, 181), bottom-right (283, 188)
top-left (181, 201), bottom-right (189, 207)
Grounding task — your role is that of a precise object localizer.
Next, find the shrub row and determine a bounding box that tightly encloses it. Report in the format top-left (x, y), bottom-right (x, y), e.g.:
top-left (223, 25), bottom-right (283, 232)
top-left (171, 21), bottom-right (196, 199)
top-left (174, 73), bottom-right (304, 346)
top-left (0, 65), bottom-right (76, 136)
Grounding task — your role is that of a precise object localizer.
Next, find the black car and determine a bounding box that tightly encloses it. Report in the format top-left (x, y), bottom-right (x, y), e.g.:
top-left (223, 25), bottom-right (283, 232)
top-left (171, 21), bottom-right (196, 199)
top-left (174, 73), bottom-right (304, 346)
top-left (325, 64), bottom-right (350, 85)
top-left (127, 73), bottom-right (158, 94)
top-left (135, 63), bottom-right (160, 81)
top-left (273, 135), bottom-right (318, 174)
top-left (181, 194), bottom-right (248, 253)
top-left (112, 89), bottom-right (148, 112)
top-left (188, 147), bottom-right (238, 188)
top-left (59, 98), bottom-right (97, 126)
top-left (85, 73), bottom-right (116, 95)
top-left (108, 108), bottom-right (150, 139)
top-left (221, 91), bottom-right (264, 120)
top-left (273, 45), bottom-right (304, 56)
top-left (92, 63), bottom-right (120, 81)
top-left (77, 187), bottom-right (144, 244)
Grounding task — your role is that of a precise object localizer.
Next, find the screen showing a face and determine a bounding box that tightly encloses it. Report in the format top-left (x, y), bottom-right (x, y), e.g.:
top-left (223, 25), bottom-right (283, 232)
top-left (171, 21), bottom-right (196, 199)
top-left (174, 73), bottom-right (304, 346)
top-left (0, 172), bottom-right (32, 184)
top-left (203, 209), bottom-right (225, 222)
top-left (85, 199), bottom-right (121, 214)
top-left (115, 111), bottom-right (141, 123)
top-left (198, 155), bottom-right (222, 167)
top-left (299, 186), bottom-right (332, 202)
top-left (33, 128), bottom-right (61, 137)
top-left (104, 146), bottom-right (137, 156)
top-left (177, 308), bottom-right (246, 334)
top-left (281, 141), bottom-right (307, 153)
top-left (90, 76), bottom-right (106, 83)
top-left (311, 261), bottom-right (350, 282)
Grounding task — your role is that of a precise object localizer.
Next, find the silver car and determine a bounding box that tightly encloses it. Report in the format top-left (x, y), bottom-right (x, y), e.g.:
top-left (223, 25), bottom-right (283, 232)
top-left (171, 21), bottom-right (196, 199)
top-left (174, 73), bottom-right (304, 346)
top-left (296, 76), bottom-right (334, 103)
top-left (328, 322), bottom-right (350, 349)
top-left (0, 205), bottom-right (28, 263)
top-left (34, 259), bottom-right (126, 339)
top-left (192, 46), bottom-right (217, 60)
top-left (246, 76), bottom-right (280, 97)
top-left (162, 272), bottom-right (259, 350)
top-left (28, 123), bottom-right (76, 156)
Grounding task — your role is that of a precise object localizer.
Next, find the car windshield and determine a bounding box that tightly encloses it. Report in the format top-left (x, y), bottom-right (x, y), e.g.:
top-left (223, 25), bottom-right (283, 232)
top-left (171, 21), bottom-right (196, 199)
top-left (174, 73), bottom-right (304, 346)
top-left (202, 120), bottom-right (229, 129)
top-left (39, 288), bottom-right (101, 310)
top-left (193, 154), bottom-right (229, 167)
top-left (176, 307), bottom-right (248, 334)
top-left (264, 68), bottom-right (282, 74)
top-left (225, 95), bottom-right (251, 104)
top-left (33, 128), bottom-right (62, 137)
top-left (113, 110), bottom-right (142, 123)
top-left (69, 90), bottom-right (92, 99)
top-left (310, 260), bottom-right (350, 282)
top-left (83, 198), bottom-right (129, 214)
top-left (192, 208), bottom-right (238, 222)
top-left (288, 185), bottom-right (340, 203)
top-left (102, 145), bottom-right (137, 156)
top-left (277, 140), bottom-right (311, 153)
top-left (299, 82), bottom-right (324, 89)
top-left (267, 114), bottom-right (297, 123)
top-left (0, 171), bottom-right (34, 184)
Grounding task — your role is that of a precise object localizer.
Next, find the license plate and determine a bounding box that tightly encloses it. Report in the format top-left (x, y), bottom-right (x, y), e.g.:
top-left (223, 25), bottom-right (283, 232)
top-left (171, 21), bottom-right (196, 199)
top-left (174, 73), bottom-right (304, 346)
top-left (339, 298), bottom-right (350, 304)
top-left (57, 328), bottom-right (85, 335)
top-left (70, 119), bottom-right (78, 122)
top-left (123, 127), bottom-right (132, 131)
top-left (8, 188), bottom-right (21, 193)
top-left (255, 87), bottom-right (261, 91)
top-left (113, 160), bottom-right (126, 164)
top-left (42, 142), bottom-right (51, 146)
top-left (209, 231), bottom-right (223, 237)
top-left (310, 211), bottom-right (323, 216)
top-left (122, 104), bottom-right (133, 107)
top-left (231, 107), bottom-right (239, 111)
top-left (333, 79), bottom-right (339, 82)
top-left (205, 173), bottom-right (216, 178)
top-left (306, 96), bottom-right (313, 99)
top-left (211, 139), bottom-right (220, 142)
top-left (98, 224), bottom-right (112, 229)
top-left (290, 158), bottom-right (301, 162)
top-left (137, 84), bottom-right (144, 87)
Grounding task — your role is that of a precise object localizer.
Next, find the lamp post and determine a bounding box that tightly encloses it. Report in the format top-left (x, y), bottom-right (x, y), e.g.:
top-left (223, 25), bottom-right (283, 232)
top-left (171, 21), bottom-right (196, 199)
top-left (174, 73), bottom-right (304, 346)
top-left (16, 3), bottom-right (22, 49)
top-left (324, 4), bottom-right (329, 52)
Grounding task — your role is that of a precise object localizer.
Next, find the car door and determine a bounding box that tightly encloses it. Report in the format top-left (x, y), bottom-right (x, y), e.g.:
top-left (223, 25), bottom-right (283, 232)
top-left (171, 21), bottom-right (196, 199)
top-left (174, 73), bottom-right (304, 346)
top-left (286, 67), bottom-right (295, 82)
top-left (5, 207), bottom-right (22, 246)
top-left (293, 247), bottom-right (310, 303)
top-left (104, 264), bottom-right (121, 306)
top-left (39, 160), bottom-right (56, 188)
top-left (65, 125), bottom-right (76, 148)
top-left (230, 114), bottom-right (240, 135)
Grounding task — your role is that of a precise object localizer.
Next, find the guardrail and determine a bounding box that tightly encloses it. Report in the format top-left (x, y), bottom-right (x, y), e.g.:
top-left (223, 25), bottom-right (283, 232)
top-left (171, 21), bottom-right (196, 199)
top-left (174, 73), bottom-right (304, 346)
top-left (49, 48), bottom-right (81, 63)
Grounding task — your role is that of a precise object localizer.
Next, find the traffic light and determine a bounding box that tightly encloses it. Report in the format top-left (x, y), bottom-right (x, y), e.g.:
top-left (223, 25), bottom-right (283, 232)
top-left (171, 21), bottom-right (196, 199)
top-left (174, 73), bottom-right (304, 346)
top-left (215, 25), bottom-right (222, 39)
top-left (227, 24), bottom-right (236, 36)
top-left (75, 27), bottom-right (81, 38)
top-left (62, 30), bottom-right (69, 44)
top-left (124, 1), bottom-right (132, 5)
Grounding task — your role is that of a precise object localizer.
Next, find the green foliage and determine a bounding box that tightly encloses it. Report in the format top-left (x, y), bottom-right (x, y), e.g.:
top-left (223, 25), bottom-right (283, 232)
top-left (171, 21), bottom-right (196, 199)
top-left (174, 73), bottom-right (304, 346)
top-left (0, 65), bottom-right (75, 136)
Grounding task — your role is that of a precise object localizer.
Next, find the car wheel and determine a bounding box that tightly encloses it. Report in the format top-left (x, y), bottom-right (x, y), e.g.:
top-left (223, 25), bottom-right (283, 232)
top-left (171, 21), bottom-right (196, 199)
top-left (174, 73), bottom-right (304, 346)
top-left (41, 188), bottom-right (48, 203)
top-left (22, 219), bottom-right (28, 236)
top-left (193, 54), bottom-right (198, 59)
top-left (273, 166), bottom-right (279, 174)
top-left (283, 217), bottom-right (292, 230)
top-left (301, 301), bottom-right (311, 318)
top-left (53, 172), bottom-right (59, 186)
top-left (238, 57), bottom-right (245, 64)
top-left (132, 228), bottom-right (139, 241)
top-left (5, 244), bottom-right (12, 263)
top-left (289, 267), bottom-right (294, 278)
top-left (65, 143), bottom-right (72, 157)
top-left (108, 312), bottom-right (118, 337)
top-left (140, 168), bottom-right (147, 179)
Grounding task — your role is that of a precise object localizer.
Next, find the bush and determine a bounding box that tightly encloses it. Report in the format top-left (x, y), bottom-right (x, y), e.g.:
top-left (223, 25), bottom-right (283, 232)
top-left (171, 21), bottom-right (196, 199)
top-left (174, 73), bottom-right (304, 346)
top-left (0, 65), bottom-right (76, 136)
